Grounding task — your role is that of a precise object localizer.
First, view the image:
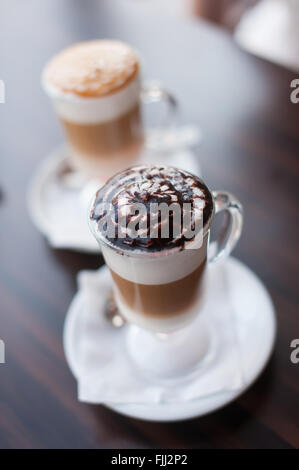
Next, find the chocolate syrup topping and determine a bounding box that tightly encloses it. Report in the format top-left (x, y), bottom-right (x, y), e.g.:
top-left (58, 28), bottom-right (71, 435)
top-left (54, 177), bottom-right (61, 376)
top-left (90, 165), bottom-right (213, 252)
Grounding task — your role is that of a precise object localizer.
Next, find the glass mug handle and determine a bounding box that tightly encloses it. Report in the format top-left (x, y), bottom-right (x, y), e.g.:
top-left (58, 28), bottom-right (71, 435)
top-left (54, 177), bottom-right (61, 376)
top-left (140, 81), bottom-right (178, 148)
top-left (208, 191), bottom-right (243, 263)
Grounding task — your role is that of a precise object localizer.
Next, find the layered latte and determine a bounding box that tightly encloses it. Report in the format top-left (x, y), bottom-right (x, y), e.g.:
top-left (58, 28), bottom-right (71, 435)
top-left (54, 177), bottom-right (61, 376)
top-left (89, 165), bottom-right (214, 332)
top-left (42, 40), bottom-right (143, 175)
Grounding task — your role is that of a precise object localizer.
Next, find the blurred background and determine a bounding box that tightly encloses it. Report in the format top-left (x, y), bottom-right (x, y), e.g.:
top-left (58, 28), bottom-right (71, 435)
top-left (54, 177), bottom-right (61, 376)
top-left (0, 0), bottom-right (298, 450)
top-left (139, 0), bottom-right (299, 70)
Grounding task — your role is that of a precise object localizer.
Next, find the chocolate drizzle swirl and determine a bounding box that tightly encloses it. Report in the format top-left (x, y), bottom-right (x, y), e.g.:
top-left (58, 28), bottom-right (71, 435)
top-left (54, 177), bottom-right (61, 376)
top-left (90, 165), bottom-right (213, 252)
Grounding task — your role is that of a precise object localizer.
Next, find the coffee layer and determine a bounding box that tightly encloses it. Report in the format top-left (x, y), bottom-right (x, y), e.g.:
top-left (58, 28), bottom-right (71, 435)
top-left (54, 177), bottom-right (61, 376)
top-left (62, 103), bottom-right (143, 160)
top-left (111, 259), bottom-right (206, 319)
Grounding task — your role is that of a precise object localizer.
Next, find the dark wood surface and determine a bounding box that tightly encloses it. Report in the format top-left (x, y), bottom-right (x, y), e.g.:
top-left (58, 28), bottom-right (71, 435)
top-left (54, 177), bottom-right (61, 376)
top-left (0, 0), bottom-right (298, 449)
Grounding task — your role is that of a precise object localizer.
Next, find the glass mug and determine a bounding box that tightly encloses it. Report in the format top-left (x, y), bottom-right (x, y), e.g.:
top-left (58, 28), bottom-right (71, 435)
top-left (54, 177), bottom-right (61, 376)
top-left (89, 169), bottom-right (243, 379)
top-left (42, 43), bottom-right (177, 180)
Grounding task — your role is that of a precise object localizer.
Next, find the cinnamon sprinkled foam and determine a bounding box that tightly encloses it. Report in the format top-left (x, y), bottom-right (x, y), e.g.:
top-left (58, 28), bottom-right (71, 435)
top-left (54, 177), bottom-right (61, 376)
top-left (42, 40), bottom-right (139, 98)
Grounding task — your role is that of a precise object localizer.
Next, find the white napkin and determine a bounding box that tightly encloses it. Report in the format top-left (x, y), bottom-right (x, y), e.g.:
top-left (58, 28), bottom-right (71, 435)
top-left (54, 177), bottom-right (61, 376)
top-left (76, 261), bottom-right (244, 405)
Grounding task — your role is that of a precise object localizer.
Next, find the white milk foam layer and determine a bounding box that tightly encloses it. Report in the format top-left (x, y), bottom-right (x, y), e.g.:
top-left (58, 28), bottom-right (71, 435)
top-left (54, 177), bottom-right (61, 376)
top-left (101, 235), bottom-right (208, 285)
top-left (42, 76), bottom-right (141, 124)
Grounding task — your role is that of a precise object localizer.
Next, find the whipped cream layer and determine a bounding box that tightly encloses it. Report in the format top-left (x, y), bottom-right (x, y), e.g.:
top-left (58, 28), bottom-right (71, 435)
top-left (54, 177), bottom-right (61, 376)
top-left (100, 236), bottom-right (208, 285)
top-left (43, 75), bottom-right (141, 124)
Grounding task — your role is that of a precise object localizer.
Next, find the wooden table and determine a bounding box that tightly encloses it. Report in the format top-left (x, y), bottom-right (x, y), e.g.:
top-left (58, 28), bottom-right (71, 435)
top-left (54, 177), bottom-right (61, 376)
top-left (0, 0), bottom-right (298, 449)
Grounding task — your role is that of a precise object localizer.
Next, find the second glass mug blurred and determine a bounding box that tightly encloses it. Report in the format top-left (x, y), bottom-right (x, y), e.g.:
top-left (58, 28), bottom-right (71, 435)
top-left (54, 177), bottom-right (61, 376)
top-left (89, 183), bottom-right (243, 379)
top-left (43, 76), bottom-right (177, 180)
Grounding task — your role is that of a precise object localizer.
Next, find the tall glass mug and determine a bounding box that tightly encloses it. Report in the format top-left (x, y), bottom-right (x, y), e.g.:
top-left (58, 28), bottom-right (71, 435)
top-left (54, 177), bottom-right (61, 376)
top-left (89, 165), bottom-right (243, 379)
top-left (42, 40), bottom-right (176, 179)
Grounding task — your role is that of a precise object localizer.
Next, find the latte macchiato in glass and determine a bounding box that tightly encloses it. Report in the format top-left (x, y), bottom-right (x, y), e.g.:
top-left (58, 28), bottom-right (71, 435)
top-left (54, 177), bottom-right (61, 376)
top-left (89, 164), bottom-right (214, 332)
top-left (42, 40), bottom-right (143, 176)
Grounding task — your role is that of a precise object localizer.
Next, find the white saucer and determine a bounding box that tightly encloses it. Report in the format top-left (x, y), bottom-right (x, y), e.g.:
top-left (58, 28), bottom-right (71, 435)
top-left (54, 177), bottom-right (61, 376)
top-left (28, 146), bottom-right (100, 253)
top-left (28, 129), bottom-right (202, 253)
top-left (63, 257), bottom-right (276, 421)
